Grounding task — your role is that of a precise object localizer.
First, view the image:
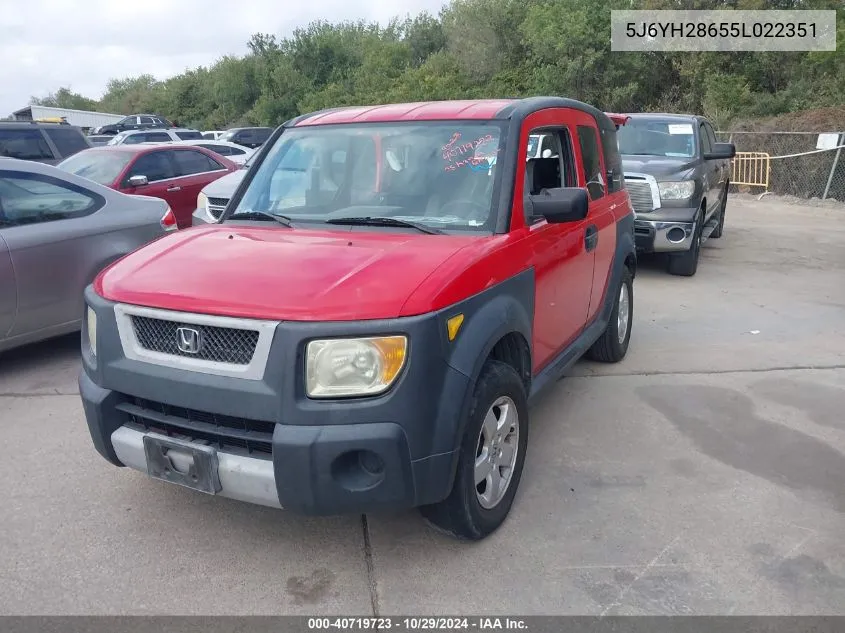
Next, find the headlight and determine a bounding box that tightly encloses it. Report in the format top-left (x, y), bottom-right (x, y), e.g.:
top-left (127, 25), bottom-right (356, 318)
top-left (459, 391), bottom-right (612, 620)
top-left (197, 191), bottom-right (208, 213)
top-left (657, 181), bottom-right (695, 200)
top-left (306, 336), bottom-right (407, 398)
top-left (86, 307), bottom-right (97, 357)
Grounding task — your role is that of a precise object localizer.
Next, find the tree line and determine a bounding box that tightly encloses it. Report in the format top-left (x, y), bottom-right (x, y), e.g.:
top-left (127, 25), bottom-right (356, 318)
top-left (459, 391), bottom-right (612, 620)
top-left (31, 0), bottom-right (844, 131)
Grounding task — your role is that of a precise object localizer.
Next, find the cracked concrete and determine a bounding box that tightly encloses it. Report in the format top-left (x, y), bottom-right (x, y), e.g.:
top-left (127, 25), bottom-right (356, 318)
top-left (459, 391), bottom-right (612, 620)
top-left (0, 195), bottom-right (843, 615)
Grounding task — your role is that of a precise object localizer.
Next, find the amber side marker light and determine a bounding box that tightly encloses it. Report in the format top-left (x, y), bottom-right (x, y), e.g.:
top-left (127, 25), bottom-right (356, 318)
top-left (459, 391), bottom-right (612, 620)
top-left (447, 314), bottom-right (464, 341)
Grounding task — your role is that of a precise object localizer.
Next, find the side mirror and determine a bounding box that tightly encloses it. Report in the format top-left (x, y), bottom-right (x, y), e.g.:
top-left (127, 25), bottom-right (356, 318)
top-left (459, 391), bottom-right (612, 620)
top-left (127, 175), bottom-right (149, 187)
top-left (526, 187), bottom-right (589, 224)
top-left (704, 142), bottom-right (736, 160)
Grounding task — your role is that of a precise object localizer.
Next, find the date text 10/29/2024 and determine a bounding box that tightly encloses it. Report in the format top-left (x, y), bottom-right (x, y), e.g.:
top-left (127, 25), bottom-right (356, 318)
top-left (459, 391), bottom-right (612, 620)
top-left (308, 617), bottom-right (528, 630)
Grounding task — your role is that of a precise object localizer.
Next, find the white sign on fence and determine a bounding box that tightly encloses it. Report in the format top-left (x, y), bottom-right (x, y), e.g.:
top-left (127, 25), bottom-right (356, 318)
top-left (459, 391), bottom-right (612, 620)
top-left (816, 133), bottom-right (841, 150)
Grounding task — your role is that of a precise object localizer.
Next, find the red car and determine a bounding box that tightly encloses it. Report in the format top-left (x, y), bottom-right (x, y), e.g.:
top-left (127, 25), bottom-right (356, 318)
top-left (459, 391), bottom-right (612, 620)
top-left (58, 145), bottom-right (238, 228)
top-left (79, 97), bottom-right (637, 540)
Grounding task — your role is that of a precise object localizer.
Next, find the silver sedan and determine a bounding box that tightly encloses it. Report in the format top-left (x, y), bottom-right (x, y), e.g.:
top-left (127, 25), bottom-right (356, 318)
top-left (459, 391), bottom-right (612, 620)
top-left (0, 157), bottom-right (174, 353)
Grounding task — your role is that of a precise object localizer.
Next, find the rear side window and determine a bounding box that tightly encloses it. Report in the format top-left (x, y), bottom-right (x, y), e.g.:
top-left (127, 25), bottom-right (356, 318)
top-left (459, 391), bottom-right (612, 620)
top-left (144, 132), bottom-right (172, 142)
top-left (598, 124), bottom-right (624, 193)
top-left (577, 125), bottom-right (605, 200)
top-left (44, 128), bottom-right (89, 157)
top-left (0, 129), bottom-right (54, 160)
top-left (0, 171), bottom-right (103, 226)
top-left (200, 143), bottom-right (232, 155)
top-left (176, 131), bottom-right (203, 140)
top-left (172, 149), bottom-right (224, 176)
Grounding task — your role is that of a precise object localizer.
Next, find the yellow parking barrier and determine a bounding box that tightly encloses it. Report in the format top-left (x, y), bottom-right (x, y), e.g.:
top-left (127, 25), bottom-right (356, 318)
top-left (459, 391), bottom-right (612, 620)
top-left (731, 151), bottom-right (770, 192)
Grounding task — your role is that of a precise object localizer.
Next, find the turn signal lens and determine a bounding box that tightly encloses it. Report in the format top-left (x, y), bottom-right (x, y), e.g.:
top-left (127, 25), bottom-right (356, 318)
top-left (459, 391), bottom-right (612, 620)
top-left (305, 336), bottom-right (408, 398)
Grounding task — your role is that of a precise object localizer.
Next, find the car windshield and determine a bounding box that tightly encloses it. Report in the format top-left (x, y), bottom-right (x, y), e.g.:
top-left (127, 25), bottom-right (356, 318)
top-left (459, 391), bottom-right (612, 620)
top-left (228, 122), bottom-right (504, 232)
top-left (58, 150), bottom-right (133, 185)
top-left (617, 119), bottom-right (696, 158)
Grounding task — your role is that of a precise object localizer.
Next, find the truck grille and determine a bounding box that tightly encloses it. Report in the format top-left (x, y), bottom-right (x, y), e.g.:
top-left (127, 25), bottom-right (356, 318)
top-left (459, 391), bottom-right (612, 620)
top-left (118, 397), bottom-right (275, 455)
top-left (624, 179), bottom-right (655, 214)
top-left (131, 315), bottom-right (259, 365)
top-left (207, 197), bottom-right (229, 220)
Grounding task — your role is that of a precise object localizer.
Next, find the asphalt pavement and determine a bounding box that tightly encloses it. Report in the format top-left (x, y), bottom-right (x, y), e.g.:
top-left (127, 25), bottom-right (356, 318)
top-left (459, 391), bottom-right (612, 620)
top-left (1, 195), bottom-right (843, 615)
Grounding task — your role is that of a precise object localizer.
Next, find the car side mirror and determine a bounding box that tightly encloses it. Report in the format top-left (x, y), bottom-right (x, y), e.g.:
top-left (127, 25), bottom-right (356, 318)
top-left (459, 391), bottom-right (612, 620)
top-left (526, 187), bottom-right (589, 224)
top-left (704, 142), bottom-right (736, 160)
top-left (127, 175), bottom-right (149, 187)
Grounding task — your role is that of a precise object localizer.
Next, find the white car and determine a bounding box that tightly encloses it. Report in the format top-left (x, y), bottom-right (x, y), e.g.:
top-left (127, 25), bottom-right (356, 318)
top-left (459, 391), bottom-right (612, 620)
top-left (164, 139), bottom-right (256, 165)
top-left (106, 128), bottom-right (204, 146)
top-left (202, 131), bottom-right (224, 140)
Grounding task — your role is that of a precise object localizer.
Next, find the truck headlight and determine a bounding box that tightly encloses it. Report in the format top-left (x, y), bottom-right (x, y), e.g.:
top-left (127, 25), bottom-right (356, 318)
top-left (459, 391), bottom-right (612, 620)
top-left (657, 181), bottom-right (695, 200)
top-left (306, 336), bottom-right (407, 398)
top-left (86, 307), bottom-right (97, 357)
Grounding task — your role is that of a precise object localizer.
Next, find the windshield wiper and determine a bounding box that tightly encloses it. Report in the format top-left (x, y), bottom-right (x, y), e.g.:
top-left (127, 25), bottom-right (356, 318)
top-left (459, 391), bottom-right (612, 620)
top-left (228, 210), bottom-right (293, 227)
top-left (325, 216), bottom-right (444, 235)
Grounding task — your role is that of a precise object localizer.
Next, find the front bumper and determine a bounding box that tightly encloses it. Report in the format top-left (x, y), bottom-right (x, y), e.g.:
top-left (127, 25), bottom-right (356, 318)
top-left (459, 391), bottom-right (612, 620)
top-left (79, 287), bottom-right (471, 515)
top-left (634, 219), bottom-right (696, 253)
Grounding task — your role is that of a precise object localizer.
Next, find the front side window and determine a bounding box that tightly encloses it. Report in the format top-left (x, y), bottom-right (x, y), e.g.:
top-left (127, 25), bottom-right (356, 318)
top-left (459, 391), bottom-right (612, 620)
top-left (144, 132), bottom-right (172, 142)
top-left (617, 118), bottom-right (697, 159)
top-left (0, 129), bottom-right (54, 160)
top-left (58, 149), bottom-right (133, 185)
top-left (230, 122), bottom-right (505, 232)
top-left (121, 133), bottom-right (145, 145)
top-left (127, 151), bottom-right (176, 182)
top-left (176, 131), bottom-right (203, 140)
top-left (0, 171), bottom-right (102, 226)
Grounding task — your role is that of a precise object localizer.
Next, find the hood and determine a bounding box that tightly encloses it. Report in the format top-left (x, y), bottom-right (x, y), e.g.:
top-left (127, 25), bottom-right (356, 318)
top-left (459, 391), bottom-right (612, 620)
top-left (202, 168), bottom-right (246, 198)
top-left (621, 155), bottom-right (698, 177)
top-left (96, 225), bottom-right (478, 321)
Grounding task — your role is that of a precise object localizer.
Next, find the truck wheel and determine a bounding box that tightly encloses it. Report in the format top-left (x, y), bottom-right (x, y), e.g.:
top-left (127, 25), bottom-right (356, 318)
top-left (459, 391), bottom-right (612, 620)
top-left (710, 191), bottom-right (727, 239)
top-left (420, 361), bottom-right (529, 540)
top-left (586, 267), bottom-right (633, 363)
top-left (667, 209), bottom-right (703, 277)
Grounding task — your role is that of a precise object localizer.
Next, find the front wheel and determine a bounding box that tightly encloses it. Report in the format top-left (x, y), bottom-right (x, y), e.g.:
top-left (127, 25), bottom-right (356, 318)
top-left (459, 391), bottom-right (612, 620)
top-left (667, 209), bottom-right (703, 277)
top-left (420, 361), bottom-right (529, 540)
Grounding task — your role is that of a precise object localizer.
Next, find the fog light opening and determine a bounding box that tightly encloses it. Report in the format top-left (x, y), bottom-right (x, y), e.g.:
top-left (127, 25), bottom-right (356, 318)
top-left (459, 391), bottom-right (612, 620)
top-left (331, 449), bottom-right (386, 492)
top-left (666, 227), bottom-right (686, 243)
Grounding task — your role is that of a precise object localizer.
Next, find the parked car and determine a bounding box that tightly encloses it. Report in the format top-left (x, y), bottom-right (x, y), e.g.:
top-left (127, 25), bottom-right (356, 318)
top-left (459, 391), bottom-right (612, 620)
top-left (93, 114), bottom-right (173, 136)
top-left (86, 135), bottom-right (113, 147)
top-left (0, 157), bottom-right (175, 353)
top-left (617, 113), bottom-right (735, 276)
top-left (152, 139), bottom-right (255, 166)
top-left (57, 145), bottom-right (238, 228)
top-left (191, 153), bottom-right (257, 225)
top-left (78, 97), bottom-right (637, 541)
top-left (0, 121), bottom-right (91, 165)
top-left (219, 127), bottom-right (273, 149)
top-left (202, 131), bottom-right (224, 140)
top-left (107, 128), bottom-right (204, 146)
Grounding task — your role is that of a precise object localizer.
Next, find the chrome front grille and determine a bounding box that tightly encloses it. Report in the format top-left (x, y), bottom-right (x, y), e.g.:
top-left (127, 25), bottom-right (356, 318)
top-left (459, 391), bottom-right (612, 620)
top-left (207, 197), bottom-right (229, 220)
top-left (624, 179), bottom-right (655, 214)
top-left (131, 315), bottom-right (259, 365)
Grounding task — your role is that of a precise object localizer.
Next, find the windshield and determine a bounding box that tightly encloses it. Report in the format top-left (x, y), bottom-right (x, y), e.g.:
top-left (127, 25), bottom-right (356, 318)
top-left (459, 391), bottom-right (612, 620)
top-left (617, 119), bottom-right (697, 158)
top-left (229, 122), bottom-right (504, 232)
top-left (58, 150), bottom-right (133, 185)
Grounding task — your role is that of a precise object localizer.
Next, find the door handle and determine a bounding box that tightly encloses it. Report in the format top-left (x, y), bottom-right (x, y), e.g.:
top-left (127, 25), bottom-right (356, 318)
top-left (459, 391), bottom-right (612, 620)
top-left (585, 225), bottom-right (598, 252)
top-left (166, 186), bottom-right (182, 192)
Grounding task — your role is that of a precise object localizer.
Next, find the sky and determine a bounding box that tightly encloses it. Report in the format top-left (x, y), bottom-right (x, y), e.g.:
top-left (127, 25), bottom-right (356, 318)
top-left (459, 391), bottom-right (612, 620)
top-left (0, 0), bottom-right (450, 116)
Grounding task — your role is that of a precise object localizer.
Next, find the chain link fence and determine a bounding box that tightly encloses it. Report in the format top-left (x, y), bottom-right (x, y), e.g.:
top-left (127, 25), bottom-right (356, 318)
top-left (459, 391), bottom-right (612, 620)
top-left (715, 131), bottom-right (845, 201)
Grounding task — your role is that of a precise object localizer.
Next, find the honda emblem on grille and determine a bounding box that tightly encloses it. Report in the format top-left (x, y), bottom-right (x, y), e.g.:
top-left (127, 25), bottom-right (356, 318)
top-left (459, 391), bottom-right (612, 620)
top-left (176, 327), bottom-right (202, 354)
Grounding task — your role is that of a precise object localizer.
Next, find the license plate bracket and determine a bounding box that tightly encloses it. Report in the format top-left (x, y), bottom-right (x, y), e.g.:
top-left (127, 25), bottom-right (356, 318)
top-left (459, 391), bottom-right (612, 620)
top-left (143, 432), bottom-right (221, 494)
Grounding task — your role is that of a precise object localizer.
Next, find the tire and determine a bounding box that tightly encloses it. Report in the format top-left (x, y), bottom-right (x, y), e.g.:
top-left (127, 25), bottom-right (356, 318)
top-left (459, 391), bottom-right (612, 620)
top-left (710, 189), bottom-right (727, 239)
top-left (586, 267), bottom-right (633, 363)
top-left (667, 208), bottom-right (704, 277)
top-left (420, 361), bottom-right (529, 540)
